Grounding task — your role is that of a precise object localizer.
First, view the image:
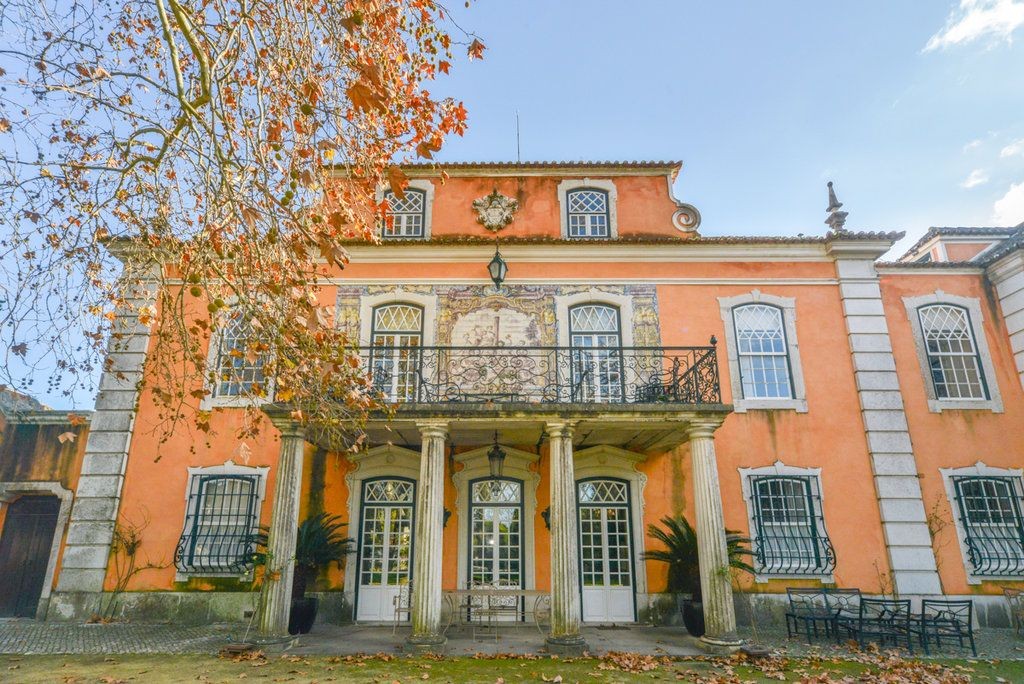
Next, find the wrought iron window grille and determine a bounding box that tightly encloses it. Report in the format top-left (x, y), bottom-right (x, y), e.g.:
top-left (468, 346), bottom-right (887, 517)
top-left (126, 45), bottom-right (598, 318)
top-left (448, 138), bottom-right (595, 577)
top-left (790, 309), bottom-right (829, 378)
top-left (175, 474), bottom-right (261, 574)
top-left (952, 476), bottom-right (1024, 577)
top-left (749, 475), bottom-right (836, 575)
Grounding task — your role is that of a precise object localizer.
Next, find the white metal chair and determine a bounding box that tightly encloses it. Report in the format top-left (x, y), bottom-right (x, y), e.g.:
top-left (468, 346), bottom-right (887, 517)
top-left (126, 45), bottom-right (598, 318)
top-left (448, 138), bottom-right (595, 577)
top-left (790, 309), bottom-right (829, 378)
top-left (392, 582), bottom-right (413, 635)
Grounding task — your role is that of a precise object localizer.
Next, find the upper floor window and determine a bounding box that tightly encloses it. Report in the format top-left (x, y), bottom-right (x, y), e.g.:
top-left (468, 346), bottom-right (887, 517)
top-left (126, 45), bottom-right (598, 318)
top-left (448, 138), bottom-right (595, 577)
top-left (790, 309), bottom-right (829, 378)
top-left (566, 188), bottom-right (610, 238)
top-left (370, 303), bottom-right (424, 402)
top-left (733, 304), bottom-right (793, 400)
top-left (175, 466), bottom-right (267, 575)
top-left (740, 465), bottom-right (835, 577)
top-left (210, 308), bottom-right (270, 401)
top-left (383, 188), bottom-right (426, 239)
top-left (917, 304), bottom-right (988, 401)
top-left (569, 304), bottom-right (622, 402)
top-left (950, 475), bottom-right (1024, 577)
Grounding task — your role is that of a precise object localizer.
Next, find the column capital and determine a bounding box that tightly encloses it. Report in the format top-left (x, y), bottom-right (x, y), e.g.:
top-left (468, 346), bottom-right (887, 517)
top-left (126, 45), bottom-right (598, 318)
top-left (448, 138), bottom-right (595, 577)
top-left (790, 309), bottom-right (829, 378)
top-left (545, 421), bottom-right (577, 440)
top-left (416, 420), bottom-right (449, 440)
top-left (686, 418), bottom-right (725, 440)
top-left (263, 406), bottom-right (306, 439)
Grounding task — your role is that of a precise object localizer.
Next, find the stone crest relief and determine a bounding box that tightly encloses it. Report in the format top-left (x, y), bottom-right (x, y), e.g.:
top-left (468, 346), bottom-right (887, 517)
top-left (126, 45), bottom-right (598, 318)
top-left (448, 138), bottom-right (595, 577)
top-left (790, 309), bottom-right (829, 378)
top-left (472, 189), bottom-right (519, 232)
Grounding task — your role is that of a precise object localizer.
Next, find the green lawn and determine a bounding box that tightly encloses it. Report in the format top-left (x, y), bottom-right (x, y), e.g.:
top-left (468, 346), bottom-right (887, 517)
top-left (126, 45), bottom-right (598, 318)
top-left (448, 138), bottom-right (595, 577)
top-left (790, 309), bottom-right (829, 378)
top-left (3, 653), bottom-right (1022, 683)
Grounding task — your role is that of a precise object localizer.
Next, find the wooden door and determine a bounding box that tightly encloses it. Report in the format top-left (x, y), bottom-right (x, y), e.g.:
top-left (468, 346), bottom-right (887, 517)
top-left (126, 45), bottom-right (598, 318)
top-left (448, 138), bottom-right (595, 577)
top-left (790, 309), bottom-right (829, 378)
top-left (0, 495), bottom-right (61, 617)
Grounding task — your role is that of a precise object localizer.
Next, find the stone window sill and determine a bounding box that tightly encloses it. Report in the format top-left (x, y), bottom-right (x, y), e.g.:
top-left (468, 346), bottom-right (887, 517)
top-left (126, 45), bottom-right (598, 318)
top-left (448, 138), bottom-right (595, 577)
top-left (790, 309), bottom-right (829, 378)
top-left (734, 399), bottom-right (808, 413)
top-left (928, 399), bottom-right (1002, 414)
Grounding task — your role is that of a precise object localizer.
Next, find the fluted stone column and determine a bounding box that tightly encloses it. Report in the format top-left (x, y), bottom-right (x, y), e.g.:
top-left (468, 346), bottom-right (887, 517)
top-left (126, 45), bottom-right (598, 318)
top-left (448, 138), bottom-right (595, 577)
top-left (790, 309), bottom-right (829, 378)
top-left (688, 420), bottom-right (741, 652)
top-left (546, 421), bottom-right (587, 654)
top-left (258, 421), bottom-right (306, 637)
top-left (407, 421), bottom-right (448, 649)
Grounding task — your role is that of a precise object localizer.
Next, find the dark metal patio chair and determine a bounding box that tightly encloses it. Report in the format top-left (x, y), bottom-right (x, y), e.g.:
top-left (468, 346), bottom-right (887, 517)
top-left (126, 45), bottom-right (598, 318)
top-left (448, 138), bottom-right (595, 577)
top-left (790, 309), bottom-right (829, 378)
top-left (824, 588), bottom-right (861, 640)
top-left (839, 598), bottom-right (914, 653)
top-left (910, 599), bottom-right (976, 657)
top-left (1004, 588), bottom-right (1024, 636)
top-left (785, 588), bottom-right (833, 642)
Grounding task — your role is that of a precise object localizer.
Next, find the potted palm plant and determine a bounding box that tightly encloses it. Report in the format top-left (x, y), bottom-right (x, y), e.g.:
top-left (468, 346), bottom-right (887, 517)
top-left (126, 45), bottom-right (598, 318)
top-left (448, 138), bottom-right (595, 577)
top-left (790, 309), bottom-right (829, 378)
top-left (643, 514), bottom-right (753, 637)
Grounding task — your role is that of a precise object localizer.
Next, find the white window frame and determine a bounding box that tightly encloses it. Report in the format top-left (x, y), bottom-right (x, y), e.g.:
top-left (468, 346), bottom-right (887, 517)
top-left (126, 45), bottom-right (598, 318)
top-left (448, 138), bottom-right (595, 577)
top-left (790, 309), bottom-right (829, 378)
top-left (175, 460), bottom-right (269, 580)
top-left (739, 461), bottom-right (833, 582)
top-left (375, 179), bottom-right (435, 240)
top-left (201, 305), bottom-right (273, 410)
top-left (718, 291), bottom-right (808, 412)
top-left (357, 290), bottom-right (437, 349)
top-left (941, 462), bottom-right (1024, 584)
top-left (557, 179), bottom-right (618, 239)
top-left (903, 291), bottom-right (1003, 413)
top-left (554, 289), bottom-right (635, 349)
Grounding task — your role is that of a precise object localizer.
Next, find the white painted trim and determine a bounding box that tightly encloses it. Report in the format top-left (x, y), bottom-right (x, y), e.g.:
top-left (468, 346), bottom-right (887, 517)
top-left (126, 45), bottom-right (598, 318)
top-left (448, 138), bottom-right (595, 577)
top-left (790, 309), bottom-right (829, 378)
top-left (356, 290), bottom-right (439, 348)
top-left (875, 266), bottom-right (984, 276)
top-left (573, 445), bottom-right (649, 600)
top-left (323, 277), bottom-right (841, 286)
top-left (375, 179), bottom-right (435, 240)
top-left (0, 482), bottom-right (74, 618)
top-left (174, 460), bottom-right (269, 581)
top-left (554, 289), bottom-right (636, 349)
top-left (450, 445), bottom-right (540, 590)
top-left (902, 291), bottom-right (1003, 413)
top-left (718, 291), bottom-right (808, 413)
top-left (341, 445), bottom-right (422, 603)
top-left (557, 179), bottom-right (618, 239)
top-left (940, 462), bottom-right (1024, 584)
top-left (737, 461), bottom-right (834, 583)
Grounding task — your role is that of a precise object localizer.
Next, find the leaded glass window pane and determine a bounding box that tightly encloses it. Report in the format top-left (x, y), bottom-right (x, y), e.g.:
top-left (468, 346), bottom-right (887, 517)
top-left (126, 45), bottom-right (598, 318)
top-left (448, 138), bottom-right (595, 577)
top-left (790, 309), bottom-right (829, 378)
top-left (952, 476), bottom-right (1024, 576)
top-left (175, 475), bottom-right (260, 573)
top-left (383, 189), bottom-right (426, 238)
top-left (567, 189), bottom-right (610, 238)
top-left (371, 304), bottom-right (423, 402)
top-left (918, 305), bottom-right (987, 400)
top-left (750, 475), bottom-right (834, 575)
top-left (733, 304), bottom-right (793, 399)
top-left (214, 309), bottom-right (269, 398)
top-left (570, 304), bottom-right (622, 402)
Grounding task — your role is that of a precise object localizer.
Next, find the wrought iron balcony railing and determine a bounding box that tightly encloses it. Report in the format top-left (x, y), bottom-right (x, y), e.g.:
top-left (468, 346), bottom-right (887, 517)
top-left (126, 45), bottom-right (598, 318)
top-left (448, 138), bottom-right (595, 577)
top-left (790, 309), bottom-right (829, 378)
top-left (363, 344), bottom-right (721, 406)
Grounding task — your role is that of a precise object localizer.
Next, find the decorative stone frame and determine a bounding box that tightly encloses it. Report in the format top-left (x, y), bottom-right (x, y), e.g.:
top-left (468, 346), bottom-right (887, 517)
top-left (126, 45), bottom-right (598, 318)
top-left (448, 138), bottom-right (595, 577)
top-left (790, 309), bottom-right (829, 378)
top-left (357, 290), bottom-right (438, 349)
top-left (200, 302), bottom-right (274, 410)
top-left (737, 461), bottom-right (833, 583)
top-left (903, 291), bottom-right (1003, 413)
top-left (376, 179), bottom-right (435, 240)
top-left (718, 291), bottom-right (808, 412)
top-left (554, 289), bottom-right (636, 349)
top-left (451, 445), bottom-right (541, 591)
top-left (0, 482), bottom-right (74, 619)
top-left (557, 179), bottom-right (618, 239)
top-left (573, 445), bottom-right (649, 603)
top-left (342, 444), bottom-right (422, 608)
top-left (940, 461), bottom-right (1024, 584)
top-left (174, 460), bottom-right (269, 581)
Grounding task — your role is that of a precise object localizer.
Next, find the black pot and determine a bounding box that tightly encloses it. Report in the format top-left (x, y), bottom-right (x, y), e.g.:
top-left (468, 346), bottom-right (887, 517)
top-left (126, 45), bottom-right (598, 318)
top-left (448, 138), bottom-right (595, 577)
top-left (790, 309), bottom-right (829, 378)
top-left (681, 598), bottom-right (705, 637)
top-left (288, 597), bottom-right (319, 635)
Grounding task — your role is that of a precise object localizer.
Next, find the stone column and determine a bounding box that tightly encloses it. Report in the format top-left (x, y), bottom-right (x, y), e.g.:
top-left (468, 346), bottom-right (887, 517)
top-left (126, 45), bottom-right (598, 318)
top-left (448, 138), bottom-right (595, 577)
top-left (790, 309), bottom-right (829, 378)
top-left (545, 421), bottom-right (587, 654)
top-left (407, 421), bottom-right (448, 649)
top-left (258, 421), bottom-right (306, 637)
top-left (687, 420), bottom-right (741, 652)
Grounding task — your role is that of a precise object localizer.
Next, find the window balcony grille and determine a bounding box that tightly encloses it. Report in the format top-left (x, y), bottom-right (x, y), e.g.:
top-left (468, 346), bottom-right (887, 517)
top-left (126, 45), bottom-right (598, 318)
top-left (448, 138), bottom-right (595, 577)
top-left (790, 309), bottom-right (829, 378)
top-left (749, 475), bottom-right (836, 575)
top-left (175, 474), bottom-right (262, 574)
top-left (364, 344), bottom-right (721, 406)
top-left (952, 476), bottom-right (1024, 577)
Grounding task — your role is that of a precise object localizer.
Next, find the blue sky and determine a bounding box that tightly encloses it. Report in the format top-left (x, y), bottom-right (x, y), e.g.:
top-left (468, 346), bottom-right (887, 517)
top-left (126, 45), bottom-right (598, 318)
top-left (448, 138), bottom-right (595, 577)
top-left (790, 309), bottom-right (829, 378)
top-left (435, 1), bottom-right (1024, 256)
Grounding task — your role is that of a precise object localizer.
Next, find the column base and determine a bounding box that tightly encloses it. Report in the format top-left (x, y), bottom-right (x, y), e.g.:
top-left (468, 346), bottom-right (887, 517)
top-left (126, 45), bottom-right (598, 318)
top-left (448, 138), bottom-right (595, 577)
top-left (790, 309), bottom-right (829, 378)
top-left (405, 633), bottom-right (447, 654)
top-left (545, 634), bottom-right (588, 656)
top-left (697, 634), bottom-right (743, 655)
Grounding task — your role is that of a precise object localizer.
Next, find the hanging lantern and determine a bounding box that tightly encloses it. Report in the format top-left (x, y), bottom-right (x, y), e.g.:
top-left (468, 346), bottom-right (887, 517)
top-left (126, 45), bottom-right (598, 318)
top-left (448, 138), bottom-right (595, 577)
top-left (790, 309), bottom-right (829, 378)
top-left (487, 246), bottom-right (508, 288)
top-left (487, 432), bottom-right (506, 478)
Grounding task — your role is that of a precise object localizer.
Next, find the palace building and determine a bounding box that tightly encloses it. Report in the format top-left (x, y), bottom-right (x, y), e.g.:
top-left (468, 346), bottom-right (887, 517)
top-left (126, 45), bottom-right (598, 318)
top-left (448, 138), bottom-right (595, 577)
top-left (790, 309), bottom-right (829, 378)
top-left (1, 161), bottom-right (1023, 652)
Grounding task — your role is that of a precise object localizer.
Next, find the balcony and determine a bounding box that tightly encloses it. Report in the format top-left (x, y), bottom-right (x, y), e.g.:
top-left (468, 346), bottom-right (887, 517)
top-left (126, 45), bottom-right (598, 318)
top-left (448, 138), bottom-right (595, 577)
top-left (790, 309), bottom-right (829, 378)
top-left (364, 344), bottom-right (721, 407)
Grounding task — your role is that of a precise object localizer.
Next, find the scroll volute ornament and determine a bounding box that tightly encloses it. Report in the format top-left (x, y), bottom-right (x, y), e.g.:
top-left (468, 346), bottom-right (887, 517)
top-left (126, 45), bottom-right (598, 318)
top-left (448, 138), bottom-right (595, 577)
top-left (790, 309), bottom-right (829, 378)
top-left (473, 189), bottom-right (519, 232)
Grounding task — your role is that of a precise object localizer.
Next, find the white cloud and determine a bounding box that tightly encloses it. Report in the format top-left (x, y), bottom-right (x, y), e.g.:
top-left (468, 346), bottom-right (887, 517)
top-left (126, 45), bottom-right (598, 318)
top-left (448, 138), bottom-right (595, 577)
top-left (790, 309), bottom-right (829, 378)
top-left (961, 168), bottom-right (990, 188)
top-left (924, 0), bottom-right (1024, 51)
top-left (963, 139), bottom-right (983, 152)
top-left (993, 181), bottom-right (1024, 224)
top-left (1000, 138), bottom-right (1024, 157)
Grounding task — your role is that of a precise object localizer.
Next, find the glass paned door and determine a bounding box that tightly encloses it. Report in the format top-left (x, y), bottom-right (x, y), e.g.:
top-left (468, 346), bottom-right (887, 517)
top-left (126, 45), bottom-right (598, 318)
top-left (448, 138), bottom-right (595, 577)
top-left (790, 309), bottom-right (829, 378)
top-left (370, 304), bottom-right (423, 402)
top-left (569, 305), bottom-right (623, 402)
top-left (356, 478), bottom-right (415, 622)
top-left (469, 479), bottom-right (523, 621)
top-left (578, 479), bottom-right (635, 623)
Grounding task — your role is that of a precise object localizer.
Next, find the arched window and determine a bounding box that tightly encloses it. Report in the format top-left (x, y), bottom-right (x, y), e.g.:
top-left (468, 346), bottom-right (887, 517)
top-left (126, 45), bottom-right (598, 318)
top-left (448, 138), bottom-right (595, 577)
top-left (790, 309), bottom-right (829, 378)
top-left (370, 304), bottom-right (424, 402)
top-left (566, 188), bottom-right (610, 238)
top-left (383, 188), bottom-right (426, 238)
top-left (732, 304), bottom-right (793, 400)
top-left (212, 308), bottom-right (269, 399)
top-left (569, 304), bottom-right (622, 402)
top-left (918, 304), bottom-right (988, 400)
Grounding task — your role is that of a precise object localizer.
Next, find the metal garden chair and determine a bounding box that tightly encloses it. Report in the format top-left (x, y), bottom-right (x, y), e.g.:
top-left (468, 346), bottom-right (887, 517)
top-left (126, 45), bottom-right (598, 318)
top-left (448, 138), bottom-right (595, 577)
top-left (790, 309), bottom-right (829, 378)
top-left (392, 582), bottom-right (413, 635)
top-left (785, 588), bottom-right (833, 642)
top-left (911, 599), bottom-right (976, 657)
top-left (839, 598), bottom-right (914, 653)
top-left (1004, 588), bottom-right (1024, 636)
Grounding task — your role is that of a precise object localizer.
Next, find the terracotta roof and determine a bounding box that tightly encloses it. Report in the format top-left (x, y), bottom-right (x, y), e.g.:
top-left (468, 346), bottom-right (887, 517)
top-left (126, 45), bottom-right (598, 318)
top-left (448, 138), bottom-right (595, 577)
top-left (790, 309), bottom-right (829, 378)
top-left (397, 160), bottom-right (683, 170)
top-left (900, 226), bottom-right (1016, 260)
top-left (876, 260), bottom-right (983, 270)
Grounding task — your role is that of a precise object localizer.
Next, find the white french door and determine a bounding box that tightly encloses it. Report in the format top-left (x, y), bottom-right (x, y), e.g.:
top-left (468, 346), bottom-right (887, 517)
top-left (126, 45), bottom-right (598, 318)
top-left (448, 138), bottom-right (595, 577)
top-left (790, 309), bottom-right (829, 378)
top-left (578, 479), bottom-right (635, 623)
top-left (569, 304), bottom-right (623, 403)
top-left (469, 479), bottom-right (523, 620)
top-left (356, 478), bottom-right (415, 622)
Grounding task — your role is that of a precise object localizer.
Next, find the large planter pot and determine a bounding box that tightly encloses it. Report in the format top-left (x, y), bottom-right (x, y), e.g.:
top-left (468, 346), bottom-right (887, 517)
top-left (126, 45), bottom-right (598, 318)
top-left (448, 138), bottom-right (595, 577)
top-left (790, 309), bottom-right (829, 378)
top-left (680, 598), bottom-right (705, 637)
top-left (288, 597), bottom-right (319, 635)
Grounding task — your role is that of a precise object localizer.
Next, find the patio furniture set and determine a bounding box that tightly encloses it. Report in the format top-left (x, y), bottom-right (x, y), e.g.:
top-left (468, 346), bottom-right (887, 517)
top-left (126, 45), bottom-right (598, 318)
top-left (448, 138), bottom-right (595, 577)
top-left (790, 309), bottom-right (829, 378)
top-left (785, 588), bottom-right (979, 656)
top-left (392, 583), bottom-right (552, 641)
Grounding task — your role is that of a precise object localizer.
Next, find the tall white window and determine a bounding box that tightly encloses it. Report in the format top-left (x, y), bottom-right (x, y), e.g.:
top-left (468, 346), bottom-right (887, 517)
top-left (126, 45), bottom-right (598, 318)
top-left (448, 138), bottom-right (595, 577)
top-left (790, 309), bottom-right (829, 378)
top-left (383, 188), bottom-right (426, 238)
top-left (733, 304), bottom-right (793, 400)
top-left (569, 304), bottom-right (623, 402)
top-left (370, 303), bottom-right (423, 402)
top-left (918, 304), bottom-right (988, 401)
top-left (566, 188), bottom-right (610, 238)
top-left (211, 309), bottom-right (269, 400)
